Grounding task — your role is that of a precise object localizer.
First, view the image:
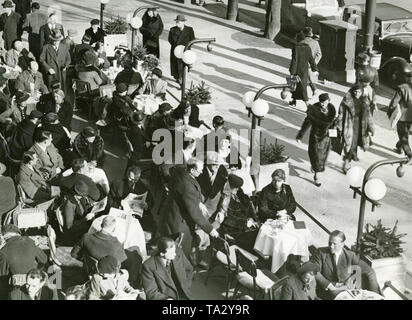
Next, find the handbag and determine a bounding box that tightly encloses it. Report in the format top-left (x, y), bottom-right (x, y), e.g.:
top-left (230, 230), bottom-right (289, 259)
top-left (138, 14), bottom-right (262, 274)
top-left (331, 131), bottom-right (344, 155)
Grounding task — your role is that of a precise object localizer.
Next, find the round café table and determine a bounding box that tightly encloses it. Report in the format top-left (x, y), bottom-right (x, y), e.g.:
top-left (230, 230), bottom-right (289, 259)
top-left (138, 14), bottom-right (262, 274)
top-left (335, 289), bottom-right (385, 300)
top-left (253, 220), bottom-right (313, 273)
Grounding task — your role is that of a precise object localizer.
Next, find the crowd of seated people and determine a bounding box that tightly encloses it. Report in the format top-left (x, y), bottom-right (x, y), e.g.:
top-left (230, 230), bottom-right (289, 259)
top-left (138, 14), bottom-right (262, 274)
top-left (0, 2), bottom-right (384, 301)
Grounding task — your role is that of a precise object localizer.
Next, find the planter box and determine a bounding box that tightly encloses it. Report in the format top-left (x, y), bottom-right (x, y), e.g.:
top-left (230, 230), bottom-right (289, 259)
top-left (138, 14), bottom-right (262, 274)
top-left (255, 162), bottom-right (289, 192)
top-left (197, 103), bottom-right (215, 125)
top-left (365, 255), bottom-right (406, 295)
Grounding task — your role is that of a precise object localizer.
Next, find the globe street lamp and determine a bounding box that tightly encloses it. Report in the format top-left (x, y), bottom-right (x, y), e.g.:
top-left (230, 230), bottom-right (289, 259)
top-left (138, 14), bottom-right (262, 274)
top-left (129, 6), bottom-right (160, 60)
top-left (178, 38), bottom-right (216, 101)
top-left (347, 157), bottom-right (409, 254)
top-left (242, 76), bottom-right (299, 155)
top-left (100, 0), bottom-right (110, 30)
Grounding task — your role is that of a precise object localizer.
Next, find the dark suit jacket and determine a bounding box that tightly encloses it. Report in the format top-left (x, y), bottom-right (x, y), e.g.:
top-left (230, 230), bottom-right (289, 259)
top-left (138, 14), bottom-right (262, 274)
top-left (114, 69), bottom-right (143, 87)
top-left (109, 178), bottom-right (150, 209)
top-left (71, 231), bottom-right (127, 263)
top-left (0, 235), bottom-right (48, 299)
top-left (28, 142), bottom-right (64, 179)
top-left (36, 122), bottom-right (71, 155)
top-left (37, 94), bottom-right (73, 131)
top-left (158, 167), bottom-right (214, 257)
top-left (59, 172), bottom-right (101, 201)
top-left (0, 12), bottom-right (22, 50)
top-left (9, 284), bottom-right (59, 300)
top-left (311, 247), bottom-right (379, 299)
top-left (9, 119), bottom-right (36, 159)
top-left (142, 248), bottom-right (193, 300)
top-left (84, 27), bottom-right (106, 45)
top-left (39, 23), bottom-right (65, 52)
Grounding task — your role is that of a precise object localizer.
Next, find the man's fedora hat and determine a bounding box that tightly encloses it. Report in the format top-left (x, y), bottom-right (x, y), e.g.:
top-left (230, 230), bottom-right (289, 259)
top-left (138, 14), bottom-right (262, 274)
top-left (175, 14), bottom-right (186, 22)
top-left (49, 29), bottom-right (64, 41)
top-left (15, 91), bottom-right (30, 104)
top-left (2, 1), bottom-right (14, 8)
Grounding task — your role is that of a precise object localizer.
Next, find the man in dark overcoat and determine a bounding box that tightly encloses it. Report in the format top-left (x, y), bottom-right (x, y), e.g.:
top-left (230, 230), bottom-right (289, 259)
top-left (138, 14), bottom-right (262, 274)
top-left (22, 2), bottom-right (47, 60)
top-left (157, 158), bottom-right (219, 260)
top-left (39, 29), bottom-right (71, 91)
top-left (289, 39), bottom-right (318, 108)
top-left (168, 15), bottom-right (195, 84)
top-left (0, 0), bottom-right (22, 50)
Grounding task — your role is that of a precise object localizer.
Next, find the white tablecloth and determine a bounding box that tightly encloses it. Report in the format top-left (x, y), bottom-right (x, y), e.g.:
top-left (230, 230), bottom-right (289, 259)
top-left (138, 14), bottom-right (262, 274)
top-left (133, 95), bottom-right (162, 115)
top-left (88, 209), bottom-right (147, 258)
top-left (253, 221), bottom-right (313, 273)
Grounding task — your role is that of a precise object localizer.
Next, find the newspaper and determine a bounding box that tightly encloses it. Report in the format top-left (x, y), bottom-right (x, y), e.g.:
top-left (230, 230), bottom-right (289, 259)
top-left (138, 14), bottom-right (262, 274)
top-left (90, 197), bottom-right (108, 215)
top-left (121, 193), bottom-right (147, 218)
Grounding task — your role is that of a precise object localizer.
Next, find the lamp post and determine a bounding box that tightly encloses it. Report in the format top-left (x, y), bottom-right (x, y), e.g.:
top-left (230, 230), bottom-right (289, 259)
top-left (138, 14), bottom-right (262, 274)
top-left (175, 38), bottom-right (216, 101)
top-left (129, 6), bottom-right (160, 60)
top-left (242, 76), bottom-right (299, 155)
top-left (347, 157), bottom-right (409, 254)
top-left (363, 0), bottom-right (377, 53)
top-left (100, 0), bottom-right (110, 30)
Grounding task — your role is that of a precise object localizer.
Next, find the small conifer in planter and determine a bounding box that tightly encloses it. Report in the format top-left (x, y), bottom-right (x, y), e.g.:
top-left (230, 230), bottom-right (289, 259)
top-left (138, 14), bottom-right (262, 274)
top-left (184, 81), bottom-right (212, 107)
top-left (104, 16), bottom-right (129, 35)
top-left (133, 45), bottom-right (148, 61)
top-left (260, 138), bottom-right (289, 165)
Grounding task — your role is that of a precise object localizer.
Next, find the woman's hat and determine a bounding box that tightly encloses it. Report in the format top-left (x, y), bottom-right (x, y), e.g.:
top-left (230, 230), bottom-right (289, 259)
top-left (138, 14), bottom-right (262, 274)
top-left (116, 83), bottom-right (127, 93)
top-left (297, 262), bottom-right (320, 275)
top-left (82, 126), bottom-right (96, 138)
top-left (228, 174), bottom-right (244, 189)
top-left (319, 93), bottom-right (330, 102)
top-left (97, 255), bottom-right (120, 274)
top-left (175, 14), bottom-right (186, 22)
top-left (49, 29), bottom-right (64, 41)
top-left (74, 180), bottom-right (89, 197)
top-left (15, 91), bottom-right (30, 104)
top-left (159, 102), bottom-right (173, 114)
top-left (151, 68), bottom-right (162, 78)
top-left (2, 0), bottom-right (14, 8)
top-left (272, 169), bottom-right (286, 181)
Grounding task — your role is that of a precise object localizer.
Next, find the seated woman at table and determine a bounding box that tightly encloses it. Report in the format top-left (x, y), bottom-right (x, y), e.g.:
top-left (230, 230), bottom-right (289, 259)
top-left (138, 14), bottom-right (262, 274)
top-left (214, 174), bottom-right (260, 252)
top-left (172, 99), bottom-right (200, 128)
top-left (15, 61), bottom-right (49, 96)
top-left (114, 59), bottom-right (144, 89)
top-left (77, 51), bottom-right (104, 97)
top-left (73, 126), bottom-right (105, 168)
top-left (258, 169), bottom-right (297, 222)
top-left (93, 42), bottom-right (110, 70)
top-left (280, 262), bottom-right (320, 300)
top-left (135, 68), bottom-right (167, 100)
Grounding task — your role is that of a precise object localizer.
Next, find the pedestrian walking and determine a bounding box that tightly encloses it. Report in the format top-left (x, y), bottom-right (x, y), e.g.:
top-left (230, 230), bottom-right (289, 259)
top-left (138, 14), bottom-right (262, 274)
top-left (388, 71), bottom-right (412, 162)
top-left (296, 93), bottom-right (336, 186)
top-left (168, 15), bottom-right (195, 85)
top-left (0, 0), bottom-right (22, 51)
top-left (300, 27), bottom-right (322, 96)
top-left (140, 8), bottom-right (163, 58)
top-left (336, 84), bottom-right (374, 173)
top-left (22, 2), bottom-right (47, 61)
top-left (289, 33), bottom-right (318, 108)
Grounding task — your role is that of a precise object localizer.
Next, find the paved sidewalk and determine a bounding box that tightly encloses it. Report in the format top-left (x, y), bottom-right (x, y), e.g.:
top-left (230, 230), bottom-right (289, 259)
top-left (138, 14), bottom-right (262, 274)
top-left (21, 0), bottom-right (412, 293)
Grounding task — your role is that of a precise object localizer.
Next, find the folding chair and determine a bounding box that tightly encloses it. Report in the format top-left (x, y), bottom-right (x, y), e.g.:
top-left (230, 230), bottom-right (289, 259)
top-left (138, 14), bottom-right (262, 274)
top-left (232, 248), bottom-right (279, 300)
top-left (204, 236), bottom-right (236, 298)
top-left (73, 79), bottom-right (93, 119)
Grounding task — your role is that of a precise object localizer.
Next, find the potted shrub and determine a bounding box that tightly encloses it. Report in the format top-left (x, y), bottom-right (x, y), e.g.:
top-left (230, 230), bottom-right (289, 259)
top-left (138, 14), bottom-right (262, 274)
top-left (358, 220), bottom-right (407, 291)
top-left (103, 16), bottom-right (128, 57)
top-left (254, 138), bottom-right (289, 192)
top-left (184, 81), bottom-right (215, 121)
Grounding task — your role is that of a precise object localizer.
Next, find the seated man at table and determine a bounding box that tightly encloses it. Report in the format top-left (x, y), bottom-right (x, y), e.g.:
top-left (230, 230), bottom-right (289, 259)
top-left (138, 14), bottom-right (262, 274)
top-left (311, 230), bottom-right (380, 300)
top-left (71, 215), bottom-right (143, 288)
top-left (135, 68), bottom-right (167, 100)
top-left (15, 61), bottom-right (49, 95)
top-left (280, 261), bottom-right (320, 300)
top-left (258, 169), bottom-right (297, 222)
top-left (60, 158), bottom-right (102, 201)
top-left (126, 112), bottom-right (152, 166)
top-left (215, 174), bottom-right (259, 252)
top-left (28, 130), bottom-right (64, 181)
